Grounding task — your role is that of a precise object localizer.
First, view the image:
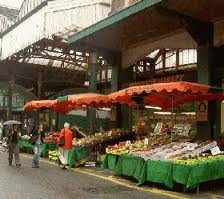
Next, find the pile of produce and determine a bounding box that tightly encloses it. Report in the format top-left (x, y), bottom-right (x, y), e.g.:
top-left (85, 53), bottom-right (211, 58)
top-left (48, 150), bottom-right (59, 162)
top-left (153, 122), bottom-right (192, 136)
top-left (173, 154), bottom-right (224, 165)
top-left (72, 129), bottom-right (129, 147)
top-left (132, 141), bottom-right (219, 162)
top-left (44, 132), bottom-right (60, 143)
top-left (21, 135), bottom-right (31, 141)
top-left (106, 140), bottom-right (148, 155)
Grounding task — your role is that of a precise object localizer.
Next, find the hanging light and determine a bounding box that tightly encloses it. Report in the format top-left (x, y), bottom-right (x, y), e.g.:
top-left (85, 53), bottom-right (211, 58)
top-left (145, 105), bottom-right (162, 110)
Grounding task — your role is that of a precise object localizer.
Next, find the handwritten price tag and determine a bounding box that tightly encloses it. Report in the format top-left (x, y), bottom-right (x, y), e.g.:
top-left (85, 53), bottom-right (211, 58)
top-left (211, 146), bottom-right (221, 155)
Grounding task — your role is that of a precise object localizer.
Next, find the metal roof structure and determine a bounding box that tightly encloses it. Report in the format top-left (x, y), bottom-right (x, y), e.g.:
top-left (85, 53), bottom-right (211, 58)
top-left (0, 5), bottom-right (18, 32)
top-left (0, 0), bottom-right (112, 96)
top-left (68, 0), bottom-right (224, 68)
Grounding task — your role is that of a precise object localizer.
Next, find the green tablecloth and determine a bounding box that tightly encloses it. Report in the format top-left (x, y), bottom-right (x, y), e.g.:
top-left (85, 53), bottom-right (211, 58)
top-left (18, 140), bottom-right (33, 149)
top-left (67, 147), bottom-right (89, 168)
top-left (113, 155), bottom-right (224, 189)
top-left (42, 142), bottom-right (57, 156)
top-left (173, 160), bottom-right (224, 188)
top-left (18, 140), bottom-right (57, 157)
top-left (139, 160), bottom-right (174, 188)
top-left (101, 154), bottom-right (118, 170)
top-left (114, 154), bottom-right (145, 181)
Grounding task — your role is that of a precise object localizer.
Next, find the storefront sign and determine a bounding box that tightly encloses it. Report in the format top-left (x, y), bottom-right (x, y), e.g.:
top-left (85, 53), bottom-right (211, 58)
top-left (196, 101), bottom-right (208, 121)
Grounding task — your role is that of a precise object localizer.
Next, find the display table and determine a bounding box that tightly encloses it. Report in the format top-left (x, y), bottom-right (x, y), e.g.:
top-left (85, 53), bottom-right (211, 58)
top-left (111, 154), bottom-right (224, 189)
top-left (18, 140), bottom-right (57, 157)
top-left (18, 140), bottom-right (32, 149)
top-left (67, 147), bottom-right (89, 168)
top-left (101, 154), bottom-right (118, 170)
top-left (173, 160), bottom-right (224, 188)
top-left (18, 140), bottom-right (33, 149)
top-left (42, 142), bottom-right (57, 156)
top-left (114, 154), bottom-right (145, 181)
top-left (139, 160), bottom-right (174, 188)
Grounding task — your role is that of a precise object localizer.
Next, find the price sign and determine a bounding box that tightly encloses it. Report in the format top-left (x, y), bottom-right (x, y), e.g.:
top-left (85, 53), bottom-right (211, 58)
top-left (126, 140), bottom-right (131, 146)
top-left (144, 138), bottom-right (149, 145)
top-left (186, 143), bottom-right (198, 151)
top-left (108, 131), bottom-right (112, 136)
top-left (197, 101), bottom-right (208, 121)
top-left (211, 146), bottom-right (221, 155)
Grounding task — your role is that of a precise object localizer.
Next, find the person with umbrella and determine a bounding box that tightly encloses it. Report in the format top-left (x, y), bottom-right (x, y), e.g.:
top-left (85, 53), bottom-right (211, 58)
top-left (4, 124), bottom-right (21, 167)
top-left (4, 120), bottom-right (22, 167)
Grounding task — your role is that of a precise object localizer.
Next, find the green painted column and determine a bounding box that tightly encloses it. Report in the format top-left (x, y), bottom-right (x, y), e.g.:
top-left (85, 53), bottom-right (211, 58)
top-left (88, 52), bottom-right (98, 134)
top-left (37, 70), bottom-right (43, 99)
top-left (110, 57), bottom-right (119, 129)
top-left (111, 65), bottom-right (118, 92)
top-left (7, 73), bottom-right (14, 120)
top-left (118, 67), bottom-right (133, 130)
top-left (197, 45), bottom-right (224, 139)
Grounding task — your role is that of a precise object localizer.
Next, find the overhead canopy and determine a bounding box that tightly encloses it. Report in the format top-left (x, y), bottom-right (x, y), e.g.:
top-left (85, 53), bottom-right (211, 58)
top-left (109, 81), bottom-right (224, 109)
top-left (23, 100), bottom-right (56, 111)
top-left (55, 93), bottom-right (111, 112)
top-left (23, 82), bottom-right (224, 112)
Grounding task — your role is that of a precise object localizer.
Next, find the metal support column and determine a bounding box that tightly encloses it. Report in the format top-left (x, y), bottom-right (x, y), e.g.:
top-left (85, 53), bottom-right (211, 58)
top-left (37, 70), bottom-right (43, 99)
top-left (7, 73), bottom-right (14, 120)
top-left (88, 51), bottom-right (98, 134)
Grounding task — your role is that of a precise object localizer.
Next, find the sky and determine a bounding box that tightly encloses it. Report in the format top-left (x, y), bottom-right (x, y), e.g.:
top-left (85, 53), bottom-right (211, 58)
top-left (0, 0), bottom-right (24, 9)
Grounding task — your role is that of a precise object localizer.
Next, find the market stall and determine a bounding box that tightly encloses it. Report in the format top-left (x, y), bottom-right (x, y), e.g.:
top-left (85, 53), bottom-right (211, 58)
top-left (22, 93), bottom-right (133, 167)
top-left (100, 81), bottom-right (224, 192)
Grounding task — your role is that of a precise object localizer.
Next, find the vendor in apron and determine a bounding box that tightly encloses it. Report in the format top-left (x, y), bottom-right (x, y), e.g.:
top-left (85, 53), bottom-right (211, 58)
top-left (135, 117), bottom-right (148, 140)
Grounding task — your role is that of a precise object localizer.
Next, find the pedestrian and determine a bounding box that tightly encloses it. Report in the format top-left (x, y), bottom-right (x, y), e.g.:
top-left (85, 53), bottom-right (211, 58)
top-left (31, 123), bottom-right (45, 168)
top-left (22, 119), bottom-right (28, 136)
top-left (58, 122), bottom-right (73, 169)
top-left (27, 118), bottom-right (35, 136)
top-left (135, 116), bottom-right (148, 140)
top-left (8, 125), bottom-right (21, 167)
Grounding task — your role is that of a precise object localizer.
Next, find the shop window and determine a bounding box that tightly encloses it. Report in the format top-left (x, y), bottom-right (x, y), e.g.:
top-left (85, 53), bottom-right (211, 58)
top-left (0, 96), bottom-right (3, 107)
top-left (155, 56), bottom-right (162, 69)
top-left (148, 50), bottom-right (159, 58)
top-left (165, 51), bottom-right (176, 68)
top-left (179, 49), bottom-right (197, 65)
top-left (107, 68), bottom-right (112, 80)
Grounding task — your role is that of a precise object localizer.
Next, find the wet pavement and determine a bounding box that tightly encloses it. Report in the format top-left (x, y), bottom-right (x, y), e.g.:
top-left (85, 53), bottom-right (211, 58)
top-left (0, 150), bottom-right (224, 199)
top-left (0, 151), bottom-right (165, 199)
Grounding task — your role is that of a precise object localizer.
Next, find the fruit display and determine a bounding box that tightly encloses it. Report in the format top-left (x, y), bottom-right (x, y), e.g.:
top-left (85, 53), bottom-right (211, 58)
top-left (48, 150), bottom-right (59, 162)
top-left (173, 154), bottom-right (224, 165)
top-left (21, 135), bottom-right (31, 141)
top-left (153, 122), bottom-right (172, 134)
top-left (72, 128), bottom-right (129, 147)
top-left (153, 122), bottom-right (192, 136)
top-left (106, 140), bottom-right (148, 155)
top-left (44, 132), bottom-right (60, 143)
top-left (104, 134), bottom-right (222, 166)
top-left (173, 123), bottom-right (191, 136)
top-left (132, 141), bottom-right (219, 162)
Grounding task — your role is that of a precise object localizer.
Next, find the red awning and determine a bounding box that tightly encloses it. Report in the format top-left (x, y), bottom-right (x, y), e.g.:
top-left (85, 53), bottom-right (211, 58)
top-left (23, 100), bottom-right (56, 111)
top-left (54, 93), bottom-right (111, 113)
top-left (109, 81), bottom-right (223, 109)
